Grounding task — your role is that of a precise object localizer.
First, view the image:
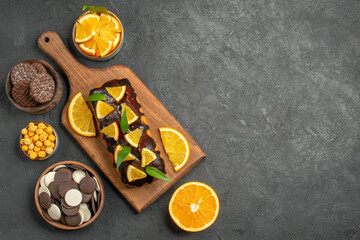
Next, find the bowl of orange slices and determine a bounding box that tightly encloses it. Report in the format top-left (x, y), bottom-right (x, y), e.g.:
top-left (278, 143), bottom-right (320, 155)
top-left (72, 5), bottom-right (124, 61)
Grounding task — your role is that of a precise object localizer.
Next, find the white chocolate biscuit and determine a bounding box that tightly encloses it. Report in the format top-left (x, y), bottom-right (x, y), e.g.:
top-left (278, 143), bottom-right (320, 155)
top-left (72, 170), bottom-right (86, 184)
top-left (64, 189), bottom-right (82, 207)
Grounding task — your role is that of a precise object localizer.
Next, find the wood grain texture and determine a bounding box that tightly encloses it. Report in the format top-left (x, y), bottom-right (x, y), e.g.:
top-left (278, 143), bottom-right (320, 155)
top-left (37, 30), bottom-right (206, 212)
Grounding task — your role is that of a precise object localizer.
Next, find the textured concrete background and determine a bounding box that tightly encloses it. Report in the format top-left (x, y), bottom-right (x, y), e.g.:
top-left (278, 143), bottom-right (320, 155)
top-left (1, 0), bottom-right (360, 239)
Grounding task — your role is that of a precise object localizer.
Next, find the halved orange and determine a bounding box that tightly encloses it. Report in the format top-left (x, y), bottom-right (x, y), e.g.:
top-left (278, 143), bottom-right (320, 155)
top-left (127, 165), bottom-right (147, 182)
top-left (159, 127), bottom-right (190, 171)
top-left (141, 147), bottom-right (157, 167)
top-left (96, 101), bottom-right (114, 119)
top-left (121, 104), bottom-right (138, 124)
top-left (68, 93), bottom-right (96, 137)
top-left (124, 128), bottom-right (143, 147)
top-left (105, 86), bottom-right (126, 102)
top-left (114, 144), bottom-right (136, 163)
top-left (169, 182), bottom-right (220, 232)
top-left (100, 122), bottom-right (119, 141)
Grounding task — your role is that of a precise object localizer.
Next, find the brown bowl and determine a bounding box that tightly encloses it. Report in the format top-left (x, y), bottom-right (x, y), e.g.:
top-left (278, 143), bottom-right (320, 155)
top-left (34, 161), bottom-right (105, 230)
top-left (72, 11), bottom-right (124, 61)
top-left (19, 122), bottom-right (59, 160)
top-left (5, 59), bottom-right (63, 114)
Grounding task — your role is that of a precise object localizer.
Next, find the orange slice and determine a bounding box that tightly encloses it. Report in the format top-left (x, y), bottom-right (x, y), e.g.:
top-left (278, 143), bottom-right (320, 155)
top-left (78, 13), bottom-right (99, 33)
top-left (169, 182), bottom-right (220, 232)
top-left (79, 38), bottom-right (96, 55)
top-left (114, 144), bottom-right (136, 163)
top-left (100, 122), bottom-right (119, 141)
top-left (75, 20), bottom-right (93, 43)
top-left (105, 86), bottom-right (126, 102)
top-left (124, 128), bottom-right (143, 147)
top-left (141, 147), bottom-right (157, 167)
top-left (121, 104), bottom-right (138, 124)
top-left (99, 13), bottom-right (111, 28)
top-left (159, 127), bottom-right (190, 171)
top-left (68, 93), bottom-right (96, 137)
top-left (93, 34), bottom-right (113, 57)
top-left (127, 165), bottom-right (147, 182)
top-left (96, 101), bottom-right (114, 119)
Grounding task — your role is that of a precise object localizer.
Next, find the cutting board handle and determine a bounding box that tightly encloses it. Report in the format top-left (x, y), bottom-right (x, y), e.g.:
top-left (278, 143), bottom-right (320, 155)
top-left (38, 30), bottom-right (90, 80)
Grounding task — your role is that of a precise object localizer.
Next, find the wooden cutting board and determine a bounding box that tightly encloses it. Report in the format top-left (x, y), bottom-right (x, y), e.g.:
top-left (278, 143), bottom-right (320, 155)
top-left (37, 31), bottom-right (206, 213)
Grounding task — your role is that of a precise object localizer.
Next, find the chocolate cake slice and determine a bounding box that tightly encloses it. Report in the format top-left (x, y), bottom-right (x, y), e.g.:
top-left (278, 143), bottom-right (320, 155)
top-left (90, 79), bottom-right (165, 187)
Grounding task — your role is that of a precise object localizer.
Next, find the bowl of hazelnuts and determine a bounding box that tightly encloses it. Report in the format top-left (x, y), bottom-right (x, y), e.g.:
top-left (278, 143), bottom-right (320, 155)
top-left (19, 121), bottom-right (58, 160)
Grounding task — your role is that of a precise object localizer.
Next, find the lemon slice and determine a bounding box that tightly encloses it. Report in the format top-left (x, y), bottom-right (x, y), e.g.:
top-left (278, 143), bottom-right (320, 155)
top-left (141, 147), bottom-right (157, 167)
top-left (105, 86), bottom-right (126, 102)
top-left (100, 122), bottom-right (119, 141)
top-left (159, 127), bottom-right (190, 171)
top-left (114, 144), bottom-right (136, 163)
top-left (68, 93), bottom-right (96, 137)
top-left (121, 104), bottom-right (139, 124)
top-left (124, 128), bottom-right (143, 147)
top-left (127, 165), bottom-right (147, 182)
top-left (96, 101), bottom-right (114, 119)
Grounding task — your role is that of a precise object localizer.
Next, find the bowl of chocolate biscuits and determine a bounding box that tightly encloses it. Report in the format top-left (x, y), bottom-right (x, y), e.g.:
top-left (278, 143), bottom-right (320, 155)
top-left (5, 59), bottom-right (63, 114)
top-left (34, 161), bottom-right (104, 230)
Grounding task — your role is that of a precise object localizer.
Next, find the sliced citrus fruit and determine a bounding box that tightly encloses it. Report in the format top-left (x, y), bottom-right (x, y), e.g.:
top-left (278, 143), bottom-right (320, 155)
top-left (124, 128), bottom-right (143, 147)
top-left (121, 104), bottom-right (139, 124)
top-left (127, 165), bottom-right (147, 182)
top-left (78, 13), bottom-right (99, 33)
top-left (114, 144), bottom-right (136, 163)
top-left (159, 127), bottom-right (190, 171)
top-left (75, 20), bottom-right (93, 43)
top-left (102, 16), bottom-right (121, 32)
top-left (169, 182), bottom-right (220, 232)
top-left (68, 92), bottom-right (96, 137)
top-left (93, 34), bottom-right (113, 57)
top-left (100, 30), bottom-right (121, 50)
top-left (96, 101), bottom-right (114, 119)
top-left (141, 147), bottom-right (157, 167)
top-left (105, 86), bottom-right (126, 102)
top-left (100, 122), bottom-right (119, 141)
top-left (79, 38), bottom-right (97, 55)
top-left (99, 13), bottom-right (111, 28)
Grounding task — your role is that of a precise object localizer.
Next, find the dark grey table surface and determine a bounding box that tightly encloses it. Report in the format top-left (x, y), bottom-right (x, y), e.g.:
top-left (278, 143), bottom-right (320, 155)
top-left (1, 0), bottom-right (360, 239)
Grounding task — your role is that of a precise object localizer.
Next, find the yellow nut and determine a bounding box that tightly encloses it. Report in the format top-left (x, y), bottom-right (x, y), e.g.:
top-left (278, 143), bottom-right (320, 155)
top-left (32, 134), bottom-right (39, 142)
top-left (27, 149), bottom-right (34, 155)
top-left (29, 152), bottom-right (37, 160)
top-left (35, 141), bottom-right (43, 147)
top-left (38, 123), bottom-right (46, 129)
top-left (28, 122), bottom-right (35, 127)
top-left (45, 127), bottom-right (53, 134)
top-left (48, 135), bottom-right (56, 142)
top-left (21, 145), bottom-right (29, 152)
top-left (41, 146), bottom-right (46, 151)
top-left (50, 142), bottom-right (55, 148)
top-left (44, 140), bottom-right (51, 147)
top-left (36, 129), bottom-right (44, 135)
top-left (21, 138), bottom-right (32, 145)
top-left (29, 126), bottom-right (37, 132)
top-left (34, 147), bottom-right (40, 152)
top-left (28, 144), bottom-right (34, 150)
top-left (39, 134), bottom-right (47, 141)
top-left (24, 134), bottom-right (29, 139)
top-left (38, 151), bottom-right (46, 158)
top-left (28, 131), bottom-right (35, 137)
top-left (45, 147), bottom-right (54, 155)
top-left (21, 128), bottom-right (28, 135)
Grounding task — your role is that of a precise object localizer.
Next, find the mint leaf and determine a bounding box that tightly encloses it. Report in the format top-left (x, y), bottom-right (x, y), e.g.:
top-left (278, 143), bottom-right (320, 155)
top-left (94, 6), bottom-right (109, 15)
top-left (83, 4), bottom-right (95, 13)
top-left (116, 146), bottom-right (131, 170)
top-left (145, 166), bottom-right (171, 182)
top-left (85, 93), bottom-right (106, 101)
top-left (121, 109), bottom-right (129, 133)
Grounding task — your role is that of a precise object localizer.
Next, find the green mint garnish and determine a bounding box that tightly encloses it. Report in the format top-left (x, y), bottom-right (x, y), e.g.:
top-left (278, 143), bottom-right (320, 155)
top-left (116, 146), bottom-right (131, 170)
top-left (85, 93), bottom-right (106, 101)
top-left (121, 109), bottom-right (129, 133)
top-left (145, 166), bottom-right (171, 182)
top-left (83, 4), bottom-right (109, 15)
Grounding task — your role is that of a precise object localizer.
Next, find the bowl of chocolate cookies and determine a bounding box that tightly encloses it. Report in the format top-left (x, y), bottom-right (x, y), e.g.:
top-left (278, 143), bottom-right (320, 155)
top-left (34, 161), bottom-right (104, 230)
top-left (5, 59), bottom-right (63, 114)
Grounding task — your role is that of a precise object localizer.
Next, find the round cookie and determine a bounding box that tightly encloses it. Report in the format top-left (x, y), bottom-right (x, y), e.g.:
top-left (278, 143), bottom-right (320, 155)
top-left (64, 189), bottom-right (82, 207)
top-left (32, 63), bottom-right (47, 74)
top-left (55, 168), bottom-right (72, 182)
top-left (79, 177), bottom-right (97, 194)
top-left (48, 181), bottom-right (60, 200)
top-left (64, 212), bottom-right (82, 226)
top-left (39, 192), bottom-right (51, 209)
top-left (61, 204), bottom-right (80, 216)
top-left (11, 80), bottom-right (38, 107)
top-left (30, 73), bottom-right (55, 103)
top-left (11, 62), bottom-right (36, 85)
top-left (58, 180), bottom-right (79, 198)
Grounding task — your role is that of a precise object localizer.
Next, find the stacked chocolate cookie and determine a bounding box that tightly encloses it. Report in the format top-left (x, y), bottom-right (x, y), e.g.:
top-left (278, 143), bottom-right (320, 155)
top-left (10, 62), bottom-right (55, 107)
top-left (37, 164), bottom-right (101, 227)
